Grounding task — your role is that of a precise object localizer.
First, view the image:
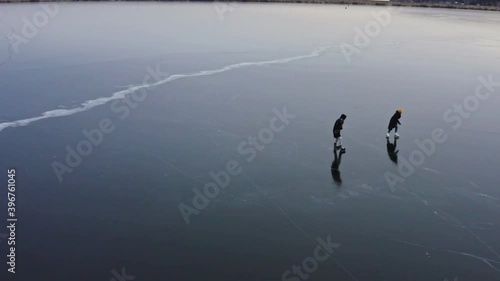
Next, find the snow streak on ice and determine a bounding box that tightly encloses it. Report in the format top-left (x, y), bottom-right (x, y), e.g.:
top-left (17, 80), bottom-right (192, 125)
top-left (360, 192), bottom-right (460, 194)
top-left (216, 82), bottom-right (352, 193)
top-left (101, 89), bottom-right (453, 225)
top-left (0, 47), bottom-right (329, 132)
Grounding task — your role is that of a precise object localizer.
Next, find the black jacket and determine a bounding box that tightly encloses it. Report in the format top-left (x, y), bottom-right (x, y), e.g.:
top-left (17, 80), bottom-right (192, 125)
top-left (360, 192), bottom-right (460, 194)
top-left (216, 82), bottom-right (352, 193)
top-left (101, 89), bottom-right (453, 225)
top-left (388, 111), bottom-right (401, 130)
top-left (333, 118), bottom-right (344, 138)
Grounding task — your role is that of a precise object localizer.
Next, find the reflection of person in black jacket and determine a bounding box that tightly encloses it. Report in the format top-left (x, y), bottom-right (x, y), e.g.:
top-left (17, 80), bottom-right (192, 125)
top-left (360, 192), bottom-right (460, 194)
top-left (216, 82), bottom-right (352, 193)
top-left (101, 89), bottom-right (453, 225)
top-left (387, 109), bottom-right (402, 139)
top-left (331, 149), bottom-right (343, 186)
top-left (386, 138), bottom-right (398, 165)
top-left (333, 114), bottom-right (346, 153)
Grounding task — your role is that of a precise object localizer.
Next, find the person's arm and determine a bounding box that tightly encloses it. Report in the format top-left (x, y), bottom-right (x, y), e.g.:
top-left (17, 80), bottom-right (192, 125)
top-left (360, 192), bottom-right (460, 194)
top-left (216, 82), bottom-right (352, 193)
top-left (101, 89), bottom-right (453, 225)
top-left (398, 120), bottom-right (401, 125)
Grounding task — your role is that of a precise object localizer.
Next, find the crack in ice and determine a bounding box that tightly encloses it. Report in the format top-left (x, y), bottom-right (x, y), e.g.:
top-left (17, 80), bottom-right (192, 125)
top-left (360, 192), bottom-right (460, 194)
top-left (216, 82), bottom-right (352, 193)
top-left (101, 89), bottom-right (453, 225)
top-left (0, 47), bottom-right (330, 132)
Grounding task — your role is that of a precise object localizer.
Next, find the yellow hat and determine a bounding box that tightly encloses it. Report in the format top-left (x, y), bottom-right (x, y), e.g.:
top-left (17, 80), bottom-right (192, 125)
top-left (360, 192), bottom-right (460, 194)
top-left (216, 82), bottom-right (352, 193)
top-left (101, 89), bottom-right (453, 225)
top-left (397, 108), bottom-right (403, 113)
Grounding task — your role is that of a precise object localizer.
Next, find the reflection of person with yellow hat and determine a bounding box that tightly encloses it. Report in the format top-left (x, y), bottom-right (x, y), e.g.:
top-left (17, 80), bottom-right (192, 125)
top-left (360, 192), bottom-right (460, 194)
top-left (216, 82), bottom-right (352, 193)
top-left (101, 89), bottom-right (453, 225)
top-left (386, 108), bottom-right (402, 139)
top-left (331, 148), bottom-right (343, 186)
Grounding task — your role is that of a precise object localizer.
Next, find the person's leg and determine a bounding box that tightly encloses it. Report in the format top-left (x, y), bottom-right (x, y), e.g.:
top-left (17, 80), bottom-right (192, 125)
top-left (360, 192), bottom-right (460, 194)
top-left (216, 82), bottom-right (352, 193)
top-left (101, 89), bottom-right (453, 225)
top-left (395, 125), bottom-right (398, 133)
top-left (338, 137), bottom-right (343, 148)
top-left (339, 136), bottom-right (346, 152)
top-left (334, 130), bottom-right (338, 147)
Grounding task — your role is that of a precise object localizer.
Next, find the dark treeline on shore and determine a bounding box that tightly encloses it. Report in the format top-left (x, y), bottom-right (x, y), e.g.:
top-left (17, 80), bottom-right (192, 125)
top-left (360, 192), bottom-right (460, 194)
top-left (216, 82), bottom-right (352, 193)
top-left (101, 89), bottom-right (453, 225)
top-left (1, 0), bottom-right (499, 11)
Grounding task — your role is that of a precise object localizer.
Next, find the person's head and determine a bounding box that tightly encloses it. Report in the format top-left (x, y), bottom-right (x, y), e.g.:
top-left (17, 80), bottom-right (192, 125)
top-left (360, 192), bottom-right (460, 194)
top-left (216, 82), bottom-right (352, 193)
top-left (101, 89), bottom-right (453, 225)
top-left (340, 114), bottom-right (347, 120)
top-left (397, 108), bottom-right (403, 114)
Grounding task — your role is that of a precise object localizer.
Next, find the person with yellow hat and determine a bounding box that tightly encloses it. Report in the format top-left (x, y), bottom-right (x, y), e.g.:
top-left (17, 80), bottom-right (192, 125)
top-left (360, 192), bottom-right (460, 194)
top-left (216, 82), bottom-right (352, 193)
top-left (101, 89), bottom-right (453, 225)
top-left (387, 109), bottom-right (402, 139)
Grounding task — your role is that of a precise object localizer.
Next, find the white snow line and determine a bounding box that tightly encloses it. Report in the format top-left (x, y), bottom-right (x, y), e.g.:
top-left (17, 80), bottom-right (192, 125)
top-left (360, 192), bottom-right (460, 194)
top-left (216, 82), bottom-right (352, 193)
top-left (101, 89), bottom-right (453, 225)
top-left (0, 47), bottom-right (330, 132)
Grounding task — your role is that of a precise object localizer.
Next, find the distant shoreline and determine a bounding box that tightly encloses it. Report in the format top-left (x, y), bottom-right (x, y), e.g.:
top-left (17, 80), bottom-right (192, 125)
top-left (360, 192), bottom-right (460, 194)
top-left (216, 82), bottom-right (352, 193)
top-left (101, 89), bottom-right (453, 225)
top-left (1, 0), bottom-right (499, 12)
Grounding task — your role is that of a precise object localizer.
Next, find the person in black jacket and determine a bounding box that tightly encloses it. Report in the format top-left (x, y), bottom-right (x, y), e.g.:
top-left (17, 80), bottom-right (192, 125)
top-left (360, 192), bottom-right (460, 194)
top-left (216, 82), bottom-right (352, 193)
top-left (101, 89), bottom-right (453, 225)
top-left (333, 114), bottom-right (346, 153)
top-left (387, 109), bottom-right (402, 138)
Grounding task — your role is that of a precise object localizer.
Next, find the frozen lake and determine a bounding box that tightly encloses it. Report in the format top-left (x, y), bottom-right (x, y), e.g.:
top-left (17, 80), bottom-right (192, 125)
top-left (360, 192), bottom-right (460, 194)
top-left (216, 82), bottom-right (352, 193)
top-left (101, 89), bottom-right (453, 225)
top-left (0, 2), bottom-right (499, 281)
